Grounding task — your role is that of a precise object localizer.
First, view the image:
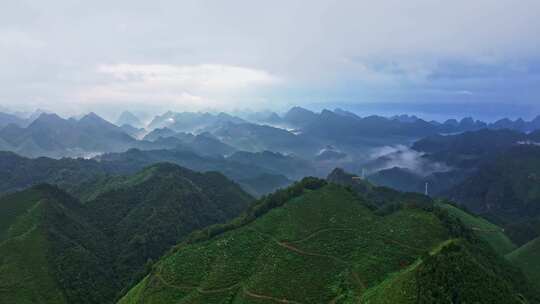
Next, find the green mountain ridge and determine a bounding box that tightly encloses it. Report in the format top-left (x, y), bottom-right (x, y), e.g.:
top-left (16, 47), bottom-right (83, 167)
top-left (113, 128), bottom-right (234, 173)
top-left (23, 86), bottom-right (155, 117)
top-left (119, 178), bottom-right (533, 303)
top-left (0, 148), bottom-right (291, 199)
top-left (507, 237), bottom-right (540, 292)
top-left (0, 163), bottom-right (254, 304)
top-left (445, 144), bottom-right (540, 245)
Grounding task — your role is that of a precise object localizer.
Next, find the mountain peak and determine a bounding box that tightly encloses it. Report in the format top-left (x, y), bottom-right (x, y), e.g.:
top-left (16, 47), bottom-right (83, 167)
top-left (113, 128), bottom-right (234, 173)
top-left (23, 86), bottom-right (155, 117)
top-left (81, 112), bottom-right (103, 121)
top-left (29, 113), bottom-right (68, 129)
top-left (116, 111), bottom-right (143, 128)
top-left (79, 112), bottom-right (117, 128)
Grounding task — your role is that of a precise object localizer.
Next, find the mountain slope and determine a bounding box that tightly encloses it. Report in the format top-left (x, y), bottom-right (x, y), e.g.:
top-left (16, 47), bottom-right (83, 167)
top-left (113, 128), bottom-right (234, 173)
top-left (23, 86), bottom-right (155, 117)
top-left (0, 184), bottom-right (117, 304)
top-left (227, 150), bottom-right (316, 179)
top-left (445, 145), bottom-right (540, 245)
top-left (0, 113), bottom-right (137, 158)
top-left (0, 164), bottom-right (254, 304)
top-left (0, 112), bottom-right (27, 128)
top-left (148, 111), bottom-right (245, 133)
top-left (116, 111), bottom-right (143, 128)
top-left (412, 129), bottom-right (529, 167)
top-left (84, 163), bottom-right (253, 289)
top-left (0, 149), bottom-right (288, 198)
top-left (507, 237), bottom-right (540, 292)
top-left (0, 151), bottom-right (109, 195)
top-left (436, 202), bottom-right (516, 255)
top-left (119, 180), bottom-right (531, 303)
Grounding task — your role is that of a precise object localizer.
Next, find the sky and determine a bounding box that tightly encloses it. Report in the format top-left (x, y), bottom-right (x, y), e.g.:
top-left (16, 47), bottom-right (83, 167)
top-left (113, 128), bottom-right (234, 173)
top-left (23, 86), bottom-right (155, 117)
top-left (1, 0), bottom-right (540, 119)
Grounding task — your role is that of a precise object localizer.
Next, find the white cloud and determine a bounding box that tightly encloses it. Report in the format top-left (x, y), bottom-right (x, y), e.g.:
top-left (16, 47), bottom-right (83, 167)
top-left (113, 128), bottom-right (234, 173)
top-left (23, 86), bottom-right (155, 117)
top-left (0, 0), bottom-right (539, 114)
top-left (0, 29), bottom-right (44, 50)
top-left (74, 64), bottom-right (279, 110)
top-left (97, 64), bottom-right (278, 90)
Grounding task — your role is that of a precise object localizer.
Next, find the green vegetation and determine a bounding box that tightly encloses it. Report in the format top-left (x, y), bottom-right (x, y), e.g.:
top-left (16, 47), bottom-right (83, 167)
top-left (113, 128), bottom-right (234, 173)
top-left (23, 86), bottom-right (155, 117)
top-left (0, 163), bottom-right (254, 304)
top-left (437, 201), bottom-right (517, 255)
top-left (119, 181), bottom-right (532, 303)
top-left (445, 145), bottom-right (540, 245)
top-left (0, 184), bottom-right (115, 304)
top-left (507, 237), bottom-right (540, 291)
top-left (237, 173), bottom-right (292, 197)
top-left (0, 148), bottom-right (295, 200)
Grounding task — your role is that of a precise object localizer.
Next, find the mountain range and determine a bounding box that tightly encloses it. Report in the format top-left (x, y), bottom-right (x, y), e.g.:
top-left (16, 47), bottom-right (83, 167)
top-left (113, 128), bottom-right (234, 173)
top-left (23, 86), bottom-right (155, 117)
top-left (1, 106), bottom-right (540, 303)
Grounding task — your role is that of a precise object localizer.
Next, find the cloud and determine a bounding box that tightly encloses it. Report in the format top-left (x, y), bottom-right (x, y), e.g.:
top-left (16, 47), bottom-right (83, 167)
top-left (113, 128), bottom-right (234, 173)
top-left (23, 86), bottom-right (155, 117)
top-left (365, 145), bottom-right (450, 176)
top-left (97, 64), bottom-right (278, 90)
top-left (0, 0), bottom-right (539, 115)
top-left (76, 63), bottom-right (280, 110)
top-left (0, 29), bottom-right (44, 50)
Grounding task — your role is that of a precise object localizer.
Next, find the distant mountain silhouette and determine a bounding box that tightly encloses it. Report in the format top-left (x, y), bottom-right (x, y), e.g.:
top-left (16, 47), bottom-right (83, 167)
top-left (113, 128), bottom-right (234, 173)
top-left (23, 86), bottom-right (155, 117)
top-left (116, 111), bottom-right (144, 128)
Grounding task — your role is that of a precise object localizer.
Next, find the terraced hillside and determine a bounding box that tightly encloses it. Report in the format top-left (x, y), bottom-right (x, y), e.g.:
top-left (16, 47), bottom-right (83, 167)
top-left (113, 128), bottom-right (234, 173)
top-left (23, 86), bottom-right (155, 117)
top-left (436, 202), bottom-right (517, 255)
top-left (119, 181), bottom-right (531, 303)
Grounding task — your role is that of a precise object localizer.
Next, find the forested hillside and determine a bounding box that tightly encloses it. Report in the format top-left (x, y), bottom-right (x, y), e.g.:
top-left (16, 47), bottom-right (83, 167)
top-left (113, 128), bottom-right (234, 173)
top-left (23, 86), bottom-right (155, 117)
top-left (0, 164), bottom-right (253, 303)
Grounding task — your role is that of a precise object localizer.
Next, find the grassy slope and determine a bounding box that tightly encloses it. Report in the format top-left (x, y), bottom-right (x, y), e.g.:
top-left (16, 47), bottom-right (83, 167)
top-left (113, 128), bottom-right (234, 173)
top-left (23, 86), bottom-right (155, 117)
top-left (507, 237), bottom-right (540, 291)
top-left (437, 202), bottom-right (517, 255)
top-left (119, 184), bottom-right (450, 303)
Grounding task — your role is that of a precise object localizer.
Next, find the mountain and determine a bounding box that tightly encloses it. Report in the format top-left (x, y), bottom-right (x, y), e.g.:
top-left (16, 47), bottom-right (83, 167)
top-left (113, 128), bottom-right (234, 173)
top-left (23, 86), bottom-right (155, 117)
top-left (119, 179), bottom-right (534, 303)
top-left (287, 108), bottom-right (438, 141)
top-left (227, 150), bottom-right (316, 179)
top-left (368, 129), bottom-right (540, 198)
top-left (212, 122), bottom-right (318, 155)
top-left (148, 111), bottom-right (245, 133)
top-left (83, 163), bottom-right (253, 287)
top-left (334, 107), bottom-right (361, 119)
top-left (0, 137), bottom-right (13, 150)
top-left (0, 113), bottom-right (138, 158)
top-left (189, 132), bottom-right (237, 156)
top-left (329, 168), bottom-right (517, 256)
top-left (241, 110), bottom-right (284, 125)
top-left (367, 167), bottom-right (470, 195)
top-left (507, 237), bottom-right (540, 291)
top-left (412, 129), bottom-right (531, 167)
top-left (119, 124), bottom-right (145, 139)
top-left (143, 127), bottom-right (187, 142)
top-left (0, 148), bottom-right (289, 198)
top-left (444, 145), bottom-right (540, 245)
top-left (391, 114), bottom-right (420, 123)
top-left (282, 106), bottom-right (318, 127)
top-left (0, 151), bottom-right (110, 195)
top-left (237, 173), bottom-right (292, 197)
top-left (315, 145), bottom-right (348, 161)
top-left (0, 112), bottom-right (27, 128)
top-left (143, 128), bottom-right (235, 157)
top-left (282, 108), bottom-right (540, 146)
top-left (0, 184), bottom-right (117, 304)
top-left (0, 163), bottom-right (254, 304)
top-left (436, 202), bottom-right (517, 256)
top-left (491, 116), bottom-right (540, 132)
top-left (97, 148), bottom-right (268, 180)
top-left (116, 111), bottom-right (144, 128)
